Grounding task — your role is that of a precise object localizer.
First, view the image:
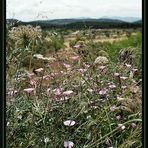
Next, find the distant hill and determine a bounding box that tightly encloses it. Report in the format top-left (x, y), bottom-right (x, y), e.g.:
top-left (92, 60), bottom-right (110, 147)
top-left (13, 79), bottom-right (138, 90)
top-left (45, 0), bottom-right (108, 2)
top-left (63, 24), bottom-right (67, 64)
top-left (132, 20), bottom-right (142, 24)
top-left (6, 18), bottom-right (142, 29)
top-left (101, 16), bottom-right (141, 23)
top-left (7, 19), bottom-right (23, 25)
top-left (25, 18), bottom-right (125, 25)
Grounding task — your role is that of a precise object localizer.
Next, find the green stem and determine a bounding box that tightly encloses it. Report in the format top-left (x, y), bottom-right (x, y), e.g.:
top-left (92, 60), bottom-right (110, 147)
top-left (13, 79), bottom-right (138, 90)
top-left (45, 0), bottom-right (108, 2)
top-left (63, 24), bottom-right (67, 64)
top-left (29, 40), bottom-right (35, 71)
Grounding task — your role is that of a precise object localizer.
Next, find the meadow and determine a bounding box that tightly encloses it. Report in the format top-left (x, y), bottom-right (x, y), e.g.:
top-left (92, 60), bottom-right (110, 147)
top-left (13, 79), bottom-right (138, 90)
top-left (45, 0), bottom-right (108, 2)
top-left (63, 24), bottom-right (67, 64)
top-left (6, 25), bottom-right (142, 148)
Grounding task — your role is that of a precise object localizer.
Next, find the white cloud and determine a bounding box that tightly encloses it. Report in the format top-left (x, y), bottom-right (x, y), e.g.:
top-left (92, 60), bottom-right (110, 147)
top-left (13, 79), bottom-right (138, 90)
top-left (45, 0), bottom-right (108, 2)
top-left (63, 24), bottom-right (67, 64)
top-left (7, 0), bottom-right (142, 21)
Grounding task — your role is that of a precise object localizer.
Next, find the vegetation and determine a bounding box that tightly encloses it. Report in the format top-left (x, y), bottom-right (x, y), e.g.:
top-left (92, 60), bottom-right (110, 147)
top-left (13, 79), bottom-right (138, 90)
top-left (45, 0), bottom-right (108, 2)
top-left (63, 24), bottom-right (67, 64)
top-left (6, 24), bottom-right (142, 148)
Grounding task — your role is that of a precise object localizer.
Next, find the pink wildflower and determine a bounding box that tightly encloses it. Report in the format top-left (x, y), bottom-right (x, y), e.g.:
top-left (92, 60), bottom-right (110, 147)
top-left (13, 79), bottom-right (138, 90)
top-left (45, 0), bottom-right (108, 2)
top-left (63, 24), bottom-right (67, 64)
top-left (73, 44), bottom-right (81, 49)
top-left (51, 72), bottom-right (60, 77)
top-left (43, 75), bottom-right (50, 80)
top-left (116, 115), bottom-right (121, 120)
top-left (110, 105), bottom-right (117, 112)
top-left (99, 89), bottom-right (107, 95)
top-left (23, 88), bottom-right (35, 95)
top-left (131, 123), bottom-right (137, 129)
top-left (70, 56), bottom-right (80, 61)
top-left (53, 88), bottom-right (61, 96)
top-left (63, 63), bottom-right (71, 69)
top-left (78, 68), bottom-right (87, 75)
top-left (109, 84), bottom-right (116, 89)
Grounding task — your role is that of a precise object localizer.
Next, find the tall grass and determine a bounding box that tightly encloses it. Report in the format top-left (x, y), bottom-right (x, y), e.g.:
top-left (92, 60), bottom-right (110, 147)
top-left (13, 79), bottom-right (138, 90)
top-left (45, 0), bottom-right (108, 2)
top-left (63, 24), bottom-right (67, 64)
top-left (6, 26), bottom-right (142, 148)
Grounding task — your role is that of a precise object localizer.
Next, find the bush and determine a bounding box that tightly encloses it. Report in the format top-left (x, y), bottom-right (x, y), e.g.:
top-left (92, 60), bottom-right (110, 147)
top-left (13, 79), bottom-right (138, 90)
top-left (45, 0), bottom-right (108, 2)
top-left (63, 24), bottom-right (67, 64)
top-left (119, 47), bottom-right (141, 67)
top-left (8, 25), bottom-right (42, 49)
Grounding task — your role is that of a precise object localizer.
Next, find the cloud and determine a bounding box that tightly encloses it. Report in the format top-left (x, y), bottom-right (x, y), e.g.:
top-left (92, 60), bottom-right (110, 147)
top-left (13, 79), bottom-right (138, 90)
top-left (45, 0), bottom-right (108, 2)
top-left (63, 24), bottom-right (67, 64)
top-left (7, 0), bottom-right (142, 21)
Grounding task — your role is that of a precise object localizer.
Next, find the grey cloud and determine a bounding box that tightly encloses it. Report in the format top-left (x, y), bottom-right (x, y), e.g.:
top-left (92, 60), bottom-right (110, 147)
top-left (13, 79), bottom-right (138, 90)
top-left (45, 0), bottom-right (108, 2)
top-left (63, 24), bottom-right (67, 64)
top-left (7, 0), bottom-right (142, 21)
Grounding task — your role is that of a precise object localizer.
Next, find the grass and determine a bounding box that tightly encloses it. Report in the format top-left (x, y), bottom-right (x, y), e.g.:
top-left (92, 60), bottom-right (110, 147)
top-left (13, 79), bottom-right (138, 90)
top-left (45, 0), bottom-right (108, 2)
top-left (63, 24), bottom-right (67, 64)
top-left (6, 26), bottom-right (142, 148)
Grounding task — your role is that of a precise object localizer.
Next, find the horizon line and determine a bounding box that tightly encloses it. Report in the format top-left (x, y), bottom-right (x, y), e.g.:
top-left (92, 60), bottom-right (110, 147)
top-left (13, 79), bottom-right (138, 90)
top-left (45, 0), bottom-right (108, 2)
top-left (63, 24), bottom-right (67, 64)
top-left (6, 16), bottom-right (142, 22)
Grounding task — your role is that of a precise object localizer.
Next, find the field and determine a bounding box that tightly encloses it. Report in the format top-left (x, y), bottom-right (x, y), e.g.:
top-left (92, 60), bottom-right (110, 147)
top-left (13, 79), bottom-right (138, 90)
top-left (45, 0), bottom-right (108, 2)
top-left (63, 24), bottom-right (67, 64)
top-left (6, 25), bottom-right (142, 148)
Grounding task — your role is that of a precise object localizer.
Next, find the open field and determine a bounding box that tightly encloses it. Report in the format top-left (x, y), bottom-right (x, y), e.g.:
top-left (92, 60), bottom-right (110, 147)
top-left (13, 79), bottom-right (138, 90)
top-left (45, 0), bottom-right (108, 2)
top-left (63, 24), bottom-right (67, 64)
top-left (6, 26), bottom-right (142, 148)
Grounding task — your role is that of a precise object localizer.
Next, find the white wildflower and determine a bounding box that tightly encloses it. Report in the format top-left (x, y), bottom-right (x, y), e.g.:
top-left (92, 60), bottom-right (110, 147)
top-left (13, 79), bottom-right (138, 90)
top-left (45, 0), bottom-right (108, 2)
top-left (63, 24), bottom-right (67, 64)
top-left (94, 56), bottom-right (108, 65)
top-left (125, 63), bottom-right (132, 68)
top-left (17, 115), bottom-right (22, 119)
top-left (118, 124), bottom-right (125, 130)
top-left (109, 84), bottom-right (116, 89)
top-left (34, 68), bottom-right (44, 73)
top-left (63, 90), bottom-right (74, 96)
top-left (64, 141), bottom-right (74, 148)
top-left (44, 137), bottom-right (49, 143)
top-left (114, 73), bottom-right (120, 77)
top-left (99, 89), bottom-right (108, 95)
top-left (63, 120), bottom-right (76, 126)
top-left (33, 54), bottom-right (44, 59)
top-left (120, 76), bottom-right (128, 80)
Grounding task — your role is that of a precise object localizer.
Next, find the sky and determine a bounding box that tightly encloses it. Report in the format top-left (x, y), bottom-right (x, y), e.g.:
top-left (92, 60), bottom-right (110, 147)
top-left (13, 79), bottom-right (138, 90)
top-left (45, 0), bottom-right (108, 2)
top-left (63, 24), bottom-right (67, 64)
top-left (6, 0), bottom-right (142, 21)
